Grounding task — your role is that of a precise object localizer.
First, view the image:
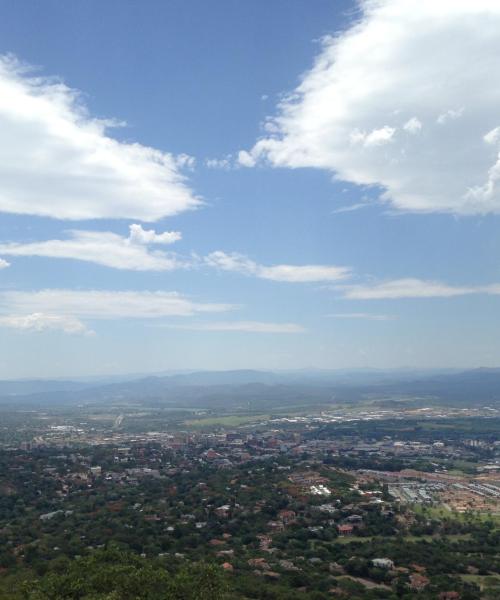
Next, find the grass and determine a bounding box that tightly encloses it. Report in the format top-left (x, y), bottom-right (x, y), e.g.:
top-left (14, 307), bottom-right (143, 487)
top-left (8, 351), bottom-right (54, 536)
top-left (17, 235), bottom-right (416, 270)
top-left (413, 504), bottom-right (500, 524)
top-left (460, 574), bottom-right (500, 591)
top-left (184, 414), bottom-right (271, 427)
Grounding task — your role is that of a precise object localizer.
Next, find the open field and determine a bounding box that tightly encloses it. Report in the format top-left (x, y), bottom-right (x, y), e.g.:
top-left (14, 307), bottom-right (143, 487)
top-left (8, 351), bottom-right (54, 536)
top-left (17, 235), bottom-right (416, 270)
top-left (460, 574), bottom-right (500, 593)
top-left (184, 414), bottom-right (272, 427)
top-left (413, 504), bottom-right (500, 523)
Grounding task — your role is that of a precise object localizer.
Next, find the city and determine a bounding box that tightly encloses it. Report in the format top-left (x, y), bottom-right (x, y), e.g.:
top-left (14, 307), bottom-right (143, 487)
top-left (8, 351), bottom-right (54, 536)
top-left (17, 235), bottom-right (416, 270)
top-left (1, 390), bottom-right (499, 598)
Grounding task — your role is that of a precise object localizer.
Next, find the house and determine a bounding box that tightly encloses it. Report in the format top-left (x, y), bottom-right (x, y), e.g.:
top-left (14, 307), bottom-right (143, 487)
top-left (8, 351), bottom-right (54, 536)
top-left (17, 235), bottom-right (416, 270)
top-left (268, 520), bottom-right (285, 532)
top-left (215, 505), bottom-right (230, 518)
top-left (409, 573), bottom-right (430, 591)
top-left (263, 571), bottom-right (280, 579)
top-left (410, 564), bottom-right (427, 573)
top-left (40, 510), bottom-right (64, 521)
top-left (346, 514), bottom-right (363, 523)
top-left (209, 539), bottom-right (225, 546)
top-left (279, 559), bottom-right (299, 571)
top-left (372, 558), bottom-right (394, 569)
top-left (278, 509), bottom-right (296, 525)
top-left (248, 558), bottom-right (270, 570)
top-left (143, 514), bottom-right (161, 522)
top-left (257, 534), bottom-right (272, 550)
top-left (337, 524), bottom-right (354, 536)
top-left (204, 449), bottom-right (221, 460)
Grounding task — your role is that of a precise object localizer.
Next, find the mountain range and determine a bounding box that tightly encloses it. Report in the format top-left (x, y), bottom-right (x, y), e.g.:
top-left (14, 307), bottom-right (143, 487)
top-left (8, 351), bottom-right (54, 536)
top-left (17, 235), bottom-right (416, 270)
top-left (0, 368), bottom-right (499, 409)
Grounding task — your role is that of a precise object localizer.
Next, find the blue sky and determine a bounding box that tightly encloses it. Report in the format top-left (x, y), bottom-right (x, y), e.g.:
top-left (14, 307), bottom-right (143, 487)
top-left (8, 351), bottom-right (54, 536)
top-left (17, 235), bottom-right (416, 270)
top-left (0, 0), bottom-right (499, 378)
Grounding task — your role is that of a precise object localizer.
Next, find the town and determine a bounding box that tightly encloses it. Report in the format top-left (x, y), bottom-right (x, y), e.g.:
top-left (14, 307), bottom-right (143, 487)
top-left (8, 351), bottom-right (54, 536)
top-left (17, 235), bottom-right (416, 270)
top-left (1, 402), bottom-right (499, 599)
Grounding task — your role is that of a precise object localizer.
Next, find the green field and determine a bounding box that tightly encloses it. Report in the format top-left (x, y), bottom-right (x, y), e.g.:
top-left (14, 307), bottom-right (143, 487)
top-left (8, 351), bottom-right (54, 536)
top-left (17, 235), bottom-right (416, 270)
top-left (184, 414), bottom-right (271, 427)
top-left (461, 574), bottom-right (500, 592)
top-left (413, 504), bottom-right (500, 523)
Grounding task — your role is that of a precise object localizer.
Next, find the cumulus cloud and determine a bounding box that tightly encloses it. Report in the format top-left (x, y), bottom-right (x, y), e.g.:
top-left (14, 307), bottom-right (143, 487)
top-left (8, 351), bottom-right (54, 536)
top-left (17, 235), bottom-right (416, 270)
top-left (0, 225), bottom-right (183, 271)
top-left (127, 224), bottom-right (181, 245)
top-left (484, 126), bottom-right (500, 146)
top-left (403, 117), bottom-right (422, 134)
top-left (205, 251), bottom-right (350, 282)
top-left (0, 289), bottom-right (233, 320)
top-left (245, 0), bottom-right (500, 215)
top-left (350, 126), bottom-right (395, 148)
top-left (340, 278), bottom-right (500, 300)
top-left (0, 258), bottom-right (9, 269)
top-left (237, 150), bottom-right (257, 167)
top-left (163, 320), bottom-right (305, 333)
top-left (0, 313), bottom-right (91, 335)
top-left (0, 55), bottom-right (200, 220)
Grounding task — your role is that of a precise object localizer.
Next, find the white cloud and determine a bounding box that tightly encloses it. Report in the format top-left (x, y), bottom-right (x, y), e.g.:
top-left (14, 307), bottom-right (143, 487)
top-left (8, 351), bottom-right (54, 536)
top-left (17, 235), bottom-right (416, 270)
top-left (205, 251), bottom-right (350, 282)
top-left (246, 1), bottom-right (500, 215)
top-left (127, 224), bottom-right (181, 245)
top-left (0, 313), bottom-right (91, 335)
top-left (332, 202), bottom-right (369, 214)
top-left (403, 117), bottom-right (422, 134)
top-left (259, 264), bottom-right (349, 283)
top-left (351, 126), bottom-right (395, 148)
top-left (436, 107), bottom-right (464, 125)
top-left (0, 55), bottom-right (200, 220)
top-left (0, 289), bottom-right (233, 320)
top-left (339, 278), bottom-right (500, 300)
top-left (0, 233), bottom-right (350, 279)
top-left (237, 150), bottom-right (256, 167)
top-left (205, 251), bottom-right (256, 275)
top-left (174, 153), bottom-right (196, 170)
top-left (0, 258), bottom-right (9, 269)
top-left (484, 126), bottom-right (500, 145)
top-left (163, 320), bottom-right (305, 333)
top-left (328, 312), bottom-right (394, 321)
top-left (205, 156), bottom-right (232, 169)
top-left (0, 225), bottom-right (183, 271)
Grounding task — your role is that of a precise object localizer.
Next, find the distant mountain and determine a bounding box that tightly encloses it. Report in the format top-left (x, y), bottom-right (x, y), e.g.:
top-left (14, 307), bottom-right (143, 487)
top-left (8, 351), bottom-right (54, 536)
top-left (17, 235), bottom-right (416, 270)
top-left (155, 369), bottom-right (281, 386)
top-left (0, 367), bottom-right (498, 409)
top-left (0, 379), bottom-right (91, 396)
top-left (378, 367), bottom-right (500, 406)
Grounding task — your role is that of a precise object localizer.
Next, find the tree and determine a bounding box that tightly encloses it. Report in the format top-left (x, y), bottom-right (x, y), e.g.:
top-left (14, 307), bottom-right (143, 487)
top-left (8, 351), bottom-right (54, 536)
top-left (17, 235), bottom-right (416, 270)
top-left (17, 547), bottom-right (227, 600)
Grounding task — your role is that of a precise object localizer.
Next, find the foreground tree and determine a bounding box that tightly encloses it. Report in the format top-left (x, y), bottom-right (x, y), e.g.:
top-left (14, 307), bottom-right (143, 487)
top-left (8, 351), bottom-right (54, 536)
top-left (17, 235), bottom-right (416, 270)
top-left (15, 547), bottom-right (227, 600)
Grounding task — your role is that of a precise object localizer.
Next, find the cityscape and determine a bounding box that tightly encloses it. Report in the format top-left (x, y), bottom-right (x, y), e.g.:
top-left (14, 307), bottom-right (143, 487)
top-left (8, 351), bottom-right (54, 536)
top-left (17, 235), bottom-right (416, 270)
top-left (1, 374), bottom-right (499, 598)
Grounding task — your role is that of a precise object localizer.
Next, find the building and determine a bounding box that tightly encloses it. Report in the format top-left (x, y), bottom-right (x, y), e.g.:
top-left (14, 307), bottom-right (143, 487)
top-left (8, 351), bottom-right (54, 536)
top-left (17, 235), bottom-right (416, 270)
top-left (337, 524), bottom-right (354, 536)
top-left (372, 558), bottom-right (394, 569)
top-left (409, 573), bottom-right (430, 591)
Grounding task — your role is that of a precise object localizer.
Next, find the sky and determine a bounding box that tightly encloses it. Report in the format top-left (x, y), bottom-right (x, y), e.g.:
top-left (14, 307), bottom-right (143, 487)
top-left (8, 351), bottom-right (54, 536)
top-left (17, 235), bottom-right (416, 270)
top-left (0, 0), bottom-right (500, 378)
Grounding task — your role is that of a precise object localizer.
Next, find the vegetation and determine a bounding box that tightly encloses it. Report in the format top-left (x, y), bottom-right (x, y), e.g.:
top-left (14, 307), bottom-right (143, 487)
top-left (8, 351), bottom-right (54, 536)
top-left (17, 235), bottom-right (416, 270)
top-left (1, 411), bottom-right (499, 598)
top-left (1, 547), bottom-right (226, 600)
